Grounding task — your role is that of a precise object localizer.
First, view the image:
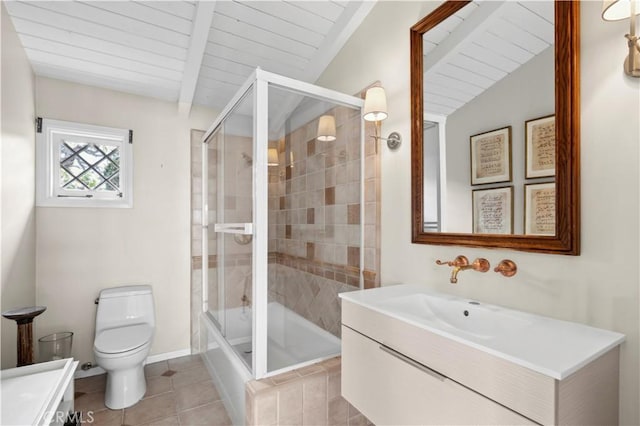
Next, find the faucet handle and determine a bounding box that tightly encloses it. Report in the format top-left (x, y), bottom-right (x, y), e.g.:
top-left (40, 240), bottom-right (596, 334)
top-left (494, 259), bottom-right (517, 277)
top-left (436, 255), bottom-right (468, 267)
top-left (470, 258), bottom-right (490, 272)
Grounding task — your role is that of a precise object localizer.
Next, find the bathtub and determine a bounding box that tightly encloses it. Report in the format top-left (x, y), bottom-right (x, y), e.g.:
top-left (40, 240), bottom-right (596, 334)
top-left (201, 301), bottom-right (341, 425)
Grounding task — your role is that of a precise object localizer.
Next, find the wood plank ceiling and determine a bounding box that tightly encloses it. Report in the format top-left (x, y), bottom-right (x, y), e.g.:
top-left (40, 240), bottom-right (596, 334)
top-left (423, 1), bottom-right (554, 117)
top-left (4, 0), bottom-right (375, 112)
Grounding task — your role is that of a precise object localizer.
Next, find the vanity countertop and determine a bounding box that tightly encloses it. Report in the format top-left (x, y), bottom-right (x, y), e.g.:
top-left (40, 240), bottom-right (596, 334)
top-left (339, 284), bottom-right (625, 380)
top-left (1, 358), bottom-right (78, 425)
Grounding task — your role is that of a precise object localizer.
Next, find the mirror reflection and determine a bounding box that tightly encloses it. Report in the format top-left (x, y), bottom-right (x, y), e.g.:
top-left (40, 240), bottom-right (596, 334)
top-left (422, 1), bottom-right (555, 235)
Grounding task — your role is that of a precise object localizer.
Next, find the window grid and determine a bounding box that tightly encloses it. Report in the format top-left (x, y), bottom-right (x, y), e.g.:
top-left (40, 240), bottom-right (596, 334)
top-left (36, 118), bottom-right (133, 208)
top-left (58, 140), bottom-right (122, 196)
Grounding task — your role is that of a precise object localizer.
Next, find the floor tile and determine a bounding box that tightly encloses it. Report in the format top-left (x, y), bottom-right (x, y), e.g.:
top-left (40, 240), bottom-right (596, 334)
top-left (145, 375), bottom-right (172, 398)
top-left (88, 408), bottom-right (123, 426)
top-left (140, 415), bottom-right (180, 426)
top-left (75, 355), bottom-right (232, 426)
top-left (75, 390), bottom-right (107, 413)
top-left (168, 354), bottom-right (203, 371)
top-left (144, 360), bottom-right (168, 378)
top-left (75, 373), bottom-right (106, 394)
top-left (123, 392), bottom-right (177, 425)
top-left (178, 401), bottom-right (232, 426)
top-left (170, 363), bottom-right (210, 388)
top-left (174, 378), bottom-right (220, 412)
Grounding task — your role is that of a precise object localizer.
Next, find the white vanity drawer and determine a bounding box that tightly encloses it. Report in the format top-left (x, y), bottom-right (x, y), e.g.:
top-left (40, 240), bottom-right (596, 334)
top-left (342, 326), bottom-right (537, 426)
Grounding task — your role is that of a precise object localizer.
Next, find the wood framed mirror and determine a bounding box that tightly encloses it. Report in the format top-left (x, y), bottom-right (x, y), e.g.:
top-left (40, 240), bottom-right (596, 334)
top-left (410, 0), bottom-right (579, 255)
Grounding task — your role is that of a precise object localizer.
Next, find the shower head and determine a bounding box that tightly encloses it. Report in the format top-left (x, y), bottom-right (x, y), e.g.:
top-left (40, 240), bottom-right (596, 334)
top-left (241, 152), bottom-right (253, 165)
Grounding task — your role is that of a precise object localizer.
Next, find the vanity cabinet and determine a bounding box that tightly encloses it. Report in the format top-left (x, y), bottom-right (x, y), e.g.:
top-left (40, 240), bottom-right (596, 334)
top-left (342, 326), bottom-right (536, 425)
top-left (341, 299), bottom-right (621, 426)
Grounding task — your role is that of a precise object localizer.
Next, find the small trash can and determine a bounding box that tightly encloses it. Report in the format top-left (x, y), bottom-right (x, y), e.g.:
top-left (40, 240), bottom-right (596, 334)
top-left (38, 332), bottom-right (73, 361)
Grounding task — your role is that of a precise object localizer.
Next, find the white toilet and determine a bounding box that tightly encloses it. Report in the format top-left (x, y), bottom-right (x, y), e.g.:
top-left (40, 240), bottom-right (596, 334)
top-left (93, 285), bottom-right (155, 409)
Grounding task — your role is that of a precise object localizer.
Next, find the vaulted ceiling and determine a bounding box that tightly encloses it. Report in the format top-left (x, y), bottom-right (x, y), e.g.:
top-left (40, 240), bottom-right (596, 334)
top-left (4, 1), bottom-right (375, 112)
top-left (5, 1), bottom-right (554, 118)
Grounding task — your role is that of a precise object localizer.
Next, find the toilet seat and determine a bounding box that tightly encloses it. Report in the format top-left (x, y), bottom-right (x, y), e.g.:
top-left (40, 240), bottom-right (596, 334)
top-left (94, 324), bottom-right (153, 354)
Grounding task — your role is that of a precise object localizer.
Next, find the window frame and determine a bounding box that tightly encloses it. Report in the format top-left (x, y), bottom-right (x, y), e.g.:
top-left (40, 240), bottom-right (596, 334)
top-left (36, 118), bottom-right (133, 208)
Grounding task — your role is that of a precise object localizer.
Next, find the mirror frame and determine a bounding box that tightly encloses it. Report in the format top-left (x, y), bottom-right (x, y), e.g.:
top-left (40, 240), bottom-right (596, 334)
top-left (410, 0), bottom-right (580, 255)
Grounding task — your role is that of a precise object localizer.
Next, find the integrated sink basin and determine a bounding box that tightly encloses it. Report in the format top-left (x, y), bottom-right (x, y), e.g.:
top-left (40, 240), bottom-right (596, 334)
top-left (340, 284), bottom-right (625, 379)
top-left (376, 293), bottom-right (533, 339)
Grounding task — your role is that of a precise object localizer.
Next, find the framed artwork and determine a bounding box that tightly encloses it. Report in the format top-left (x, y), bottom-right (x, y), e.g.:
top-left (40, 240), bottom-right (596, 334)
top-left (472, 186), bottom-right (513, 234)
top-left (524, 182), bottom-right (556, 236)
top-left (470, 126), bottom-right (512, 185)
top-left (525, 114), bottom-right (555, 178)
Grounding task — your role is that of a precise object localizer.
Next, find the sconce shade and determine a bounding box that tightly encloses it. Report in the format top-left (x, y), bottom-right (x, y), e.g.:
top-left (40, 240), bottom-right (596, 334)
top-left (268, 148), bottom-right (279, 166)
top-left (602, 0), bottom-right (640, 20)
top-left (363, 87), bottom-right (388, 122)
top-left (317, 115), bottom-right (337, 142)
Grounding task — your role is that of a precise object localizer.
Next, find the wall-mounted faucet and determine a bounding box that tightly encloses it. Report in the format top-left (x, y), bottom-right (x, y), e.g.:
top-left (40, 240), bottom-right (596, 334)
top-left (436, 255), bottom-right (490, 284)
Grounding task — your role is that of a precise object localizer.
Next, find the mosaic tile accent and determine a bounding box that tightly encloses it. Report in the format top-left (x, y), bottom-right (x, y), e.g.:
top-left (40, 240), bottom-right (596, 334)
top-left (268, 263), bottom-right (359, 337)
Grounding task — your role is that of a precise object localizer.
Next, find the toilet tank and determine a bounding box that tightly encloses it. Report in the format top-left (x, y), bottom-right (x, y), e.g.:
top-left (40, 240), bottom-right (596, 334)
top-left (95, 285), bottom-right (155, 334)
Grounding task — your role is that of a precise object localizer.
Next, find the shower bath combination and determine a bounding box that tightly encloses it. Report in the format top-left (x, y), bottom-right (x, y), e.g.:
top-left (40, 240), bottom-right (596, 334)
top-left (198, 69), bottom-right (365, 425)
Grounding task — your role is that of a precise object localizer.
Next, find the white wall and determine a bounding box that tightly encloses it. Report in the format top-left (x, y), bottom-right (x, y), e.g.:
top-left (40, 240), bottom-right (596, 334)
top-left (35, 77), bottom-right (217, 365)
top-left (317, 1), bottom-right (639, 424)
top-left (445, 47), bottom-right (554, 233)
top-left (1, 2), bottom-right (36, 369)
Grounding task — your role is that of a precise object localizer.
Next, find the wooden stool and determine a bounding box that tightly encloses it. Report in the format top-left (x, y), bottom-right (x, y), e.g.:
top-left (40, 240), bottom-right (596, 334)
top-left (2, 306), bottom-right (46, 366)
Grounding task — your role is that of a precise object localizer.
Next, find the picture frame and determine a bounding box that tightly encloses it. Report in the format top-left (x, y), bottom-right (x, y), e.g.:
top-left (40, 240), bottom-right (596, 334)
top-left (472, 186), bottom-right (513, 234)
top-left (470, 126), bottom-right (512, 185)
top-left (525, 114), bottom-right (555, 178)
top-left (524, 182), bottom-right (556, 236)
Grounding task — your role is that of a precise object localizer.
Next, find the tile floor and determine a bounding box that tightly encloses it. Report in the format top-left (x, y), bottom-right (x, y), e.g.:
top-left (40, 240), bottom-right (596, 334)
top-left (74, 355), bottom-right (232, 425)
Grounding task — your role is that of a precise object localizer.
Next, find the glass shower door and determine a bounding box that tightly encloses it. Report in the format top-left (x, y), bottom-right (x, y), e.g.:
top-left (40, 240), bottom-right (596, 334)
top-left (204, 88), bottom-right (255, 373)
top-left (264, 83), bottom-right (362, 375)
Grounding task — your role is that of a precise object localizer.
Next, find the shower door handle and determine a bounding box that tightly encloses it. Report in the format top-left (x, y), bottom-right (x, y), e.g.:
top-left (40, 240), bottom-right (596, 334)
top-left (213, 223), bottom-right (253, 235)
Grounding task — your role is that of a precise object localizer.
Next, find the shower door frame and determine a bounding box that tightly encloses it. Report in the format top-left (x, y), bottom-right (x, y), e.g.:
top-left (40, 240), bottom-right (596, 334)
top-left (202, 68), bottom-right (365, 380)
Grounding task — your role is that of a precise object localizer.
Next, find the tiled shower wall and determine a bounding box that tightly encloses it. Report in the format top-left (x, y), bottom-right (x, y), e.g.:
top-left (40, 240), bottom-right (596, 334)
top-left (191, 130), bottom-right (204, 353)
top-left (267, 104), bottom-right (378, 337)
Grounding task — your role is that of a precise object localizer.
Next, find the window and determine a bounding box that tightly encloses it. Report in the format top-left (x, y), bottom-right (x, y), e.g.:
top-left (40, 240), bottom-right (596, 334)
top-left (36, 118), bottom-right (133, 208)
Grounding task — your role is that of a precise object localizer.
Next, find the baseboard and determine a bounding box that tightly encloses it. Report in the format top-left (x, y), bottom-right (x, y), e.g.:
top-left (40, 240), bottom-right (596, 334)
top-left (74, 365), bottom-right (106, 379)
top-left (145, 348), bottom-right (192, 365)
top-left (73, 348), bottom-right (192, 379)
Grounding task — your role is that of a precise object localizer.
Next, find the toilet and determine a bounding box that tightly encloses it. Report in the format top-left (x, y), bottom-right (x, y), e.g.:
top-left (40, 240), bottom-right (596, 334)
top-left (93, 285), bottom-right (155, 409)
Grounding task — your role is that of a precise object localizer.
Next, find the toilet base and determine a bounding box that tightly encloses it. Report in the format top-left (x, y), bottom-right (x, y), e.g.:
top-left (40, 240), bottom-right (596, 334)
top-left (104, 364), bottom-right (146, 409)
top-left (95, 342), bottom-right (151, 410)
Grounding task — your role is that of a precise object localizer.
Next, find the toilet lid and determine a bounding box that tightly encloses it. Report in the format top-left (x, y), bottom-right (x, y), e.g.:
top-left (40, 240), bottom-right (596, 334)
top-left (94, 324), bottom-right (153, 354)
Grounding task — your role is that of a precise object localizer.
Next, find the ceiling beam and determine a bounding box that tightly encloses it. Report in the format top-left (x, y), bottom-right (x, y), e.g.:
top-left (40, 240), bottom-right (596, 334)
top-left (178, 1), bottom-right (216, 114)
top-left (423, 1), bottom-right (509, 79)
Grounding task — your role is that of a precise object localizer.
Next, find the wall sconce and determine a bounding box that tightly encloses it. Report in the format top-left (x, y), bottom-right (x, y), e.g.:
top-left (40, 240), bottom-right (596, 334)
top-left (603, 0), bottom-right (640, 77)
top-left (268, 148), bottom-right (279, 166)
top-left (363, 86), bottom-right (401, 150)
top-left (317, 115), bottom-right (337, 142)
